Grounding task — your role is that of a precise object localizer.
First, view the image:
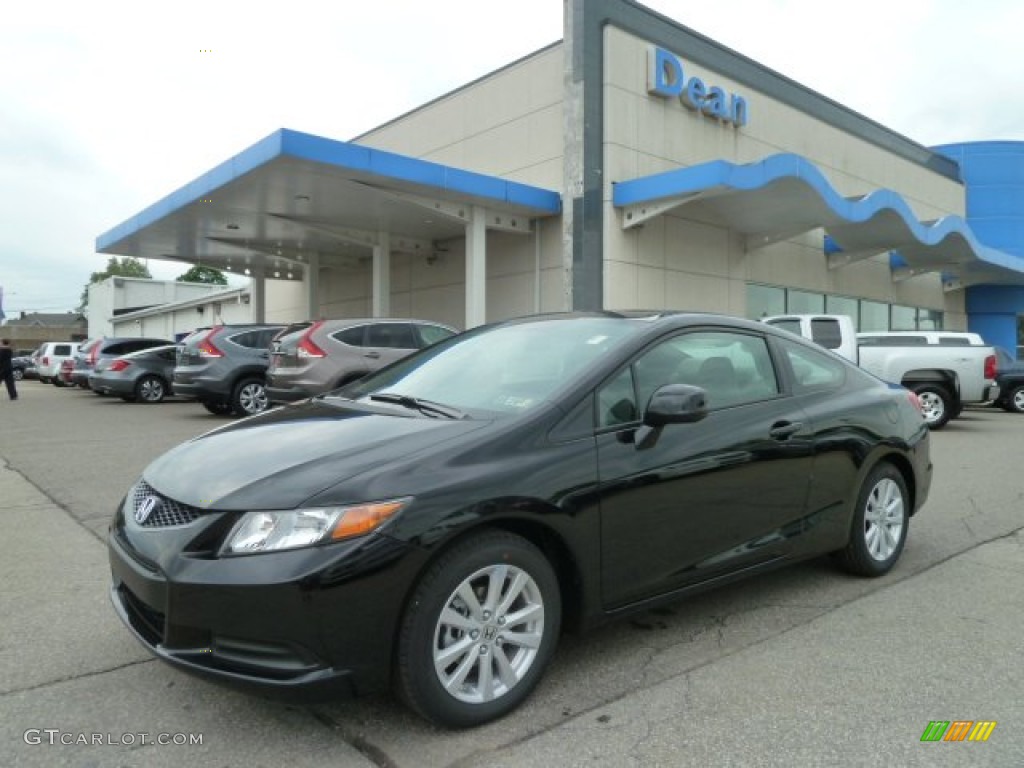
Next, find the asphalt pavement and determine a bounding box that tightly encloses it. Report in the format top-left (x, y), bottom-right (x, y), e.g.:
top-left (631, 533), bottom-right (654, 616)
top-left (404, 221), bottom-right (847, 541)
top-left (0, 383), bottom-right (1021, 767)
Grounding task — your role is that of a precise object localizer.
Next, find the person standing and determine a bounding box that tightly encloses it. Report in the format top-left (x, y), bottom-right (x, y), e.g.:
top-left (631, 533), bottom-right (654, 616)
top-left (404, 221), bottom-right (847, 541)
top-left (0, 338), bottom-right (17, 400)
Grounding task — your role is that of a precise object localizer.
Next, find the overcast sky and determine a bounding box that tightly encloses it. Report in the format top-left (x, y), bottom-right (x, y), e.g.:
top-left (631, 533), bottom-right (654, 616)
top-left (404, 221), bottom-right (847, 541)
top-left (2, 0), bottom-right (1021, 318)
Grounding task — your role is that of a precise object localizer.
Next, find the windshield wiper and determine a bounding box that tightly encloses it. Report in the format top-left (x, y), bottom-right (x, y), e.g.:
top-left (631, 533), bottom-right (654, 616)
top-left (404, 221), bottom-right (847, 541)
top-left (369, 392), bottom-right (466, 420)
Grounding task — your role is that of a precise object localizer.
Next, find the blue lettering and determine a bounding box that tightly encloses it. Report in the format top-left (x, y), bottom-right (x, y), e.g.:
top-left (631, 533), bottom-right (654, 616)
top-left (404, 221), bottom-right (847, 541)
top-left (648, 47), bottom-right (684, 97)
top-left (705, 86), bottom-right (728, 119)
top-left (646, 46), bottom-right (749, 127)
top-left (683, 76), bottom-right (707, 111)
top-left (731, 95), bottom-right (748, 127)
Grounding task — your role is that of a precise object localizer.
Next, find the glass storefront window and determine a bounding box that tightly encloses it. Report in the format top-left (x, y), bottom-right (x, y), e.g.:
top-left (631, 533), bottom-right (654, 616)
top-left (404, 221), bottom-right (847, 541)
top-left (826, 295), bottom-right (859, 326)
top-left (787, 290), bottom-right (825, 314)
top-left (746, 284), bottom-right (785, 320)
top-left (860, 301), bottom-right (889, 332)
top-left (917, 309), bottom-right (943, 331)
top-left (890, 305), bottom-right (917, 331)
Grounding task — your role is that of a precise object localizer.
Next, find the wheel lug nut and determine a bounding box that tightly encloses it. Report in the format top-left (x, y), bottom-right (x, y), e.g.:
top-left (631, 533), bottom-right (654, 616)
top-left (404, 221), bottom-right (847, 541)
top-left (497, 616), bottom-right (506, 626)
top-left (470, 630), bottom-right (479, 640)
top-left (482, 611), bottom-right (491, 621)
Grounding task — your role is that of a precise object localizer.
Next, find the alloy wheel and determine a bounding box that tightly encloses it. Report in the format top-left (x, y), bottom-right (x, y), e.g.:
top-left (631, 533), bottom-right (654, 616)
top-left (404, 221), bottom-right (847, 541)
top-left (432, 564), bottom-right (545, 705)
top-left (863, 477), bottom-right (905, 561)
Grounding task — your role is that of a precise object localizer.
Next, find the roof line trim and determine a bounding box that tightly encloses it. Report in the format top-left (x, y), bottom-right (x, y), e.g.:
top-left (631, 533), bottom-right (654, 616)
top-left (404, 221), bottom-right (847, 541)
top-left (612, 153), bottom-right (1023, 274)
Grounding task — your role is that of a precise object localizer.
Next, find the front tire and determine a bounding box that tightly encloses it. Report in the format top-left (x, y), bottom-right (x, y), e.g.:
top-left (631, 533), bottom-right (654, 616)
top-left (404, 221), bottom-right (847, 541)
top-left (911, 384), bottom-right (952, 429)
top-left (834, 463), bottom-right (909, 577)
top-left (396, 530), bottom-right (561, 728)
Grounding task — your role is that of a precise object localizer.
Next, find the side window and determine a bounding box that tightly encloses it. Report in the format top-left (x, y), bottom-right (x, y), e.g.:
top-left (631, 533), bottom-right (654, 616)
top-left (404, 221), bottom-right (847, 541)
top-left (367, 323), bottom-right (417, 349)
top-left (635, 331), bottom-right (779, 410)
top-left (778, 337), bottom-right (846, 391)
top-left (55, 344), bottom-right (71, 356)
top-left (158, 348), bottom-right (177, 361)
top-left (107, 342), bottom-right (129, 355)
top-left (334, 326), bottom-right (366, 347)
top-left (597, 367), bottom-right (637, 428)
top-left (416, 324), bottom-right (455, 348)
top-left (257, 328), bottom-right (283, 347)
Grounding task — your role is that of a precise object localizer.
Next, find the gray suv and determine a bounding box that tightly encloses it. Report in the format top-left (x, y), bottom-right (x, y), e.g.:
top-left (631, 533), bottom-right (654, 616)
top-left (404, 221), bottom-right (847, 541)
top-left (71, 336), bottom-right (174, 390)
top-left (172, 324), bottom-right (286, 416)
top-left (266, 318), bottom-right (456, 404)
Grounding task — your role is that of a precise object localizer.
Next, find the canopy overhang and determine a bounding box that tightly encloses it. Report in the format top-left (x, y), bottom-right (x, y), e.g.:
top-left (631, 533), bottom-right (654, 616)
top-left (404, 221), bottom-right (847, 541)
top-left (97, 128), bottom-right (562, 281)
top-left (613, 153), bottom-right (1024, 291)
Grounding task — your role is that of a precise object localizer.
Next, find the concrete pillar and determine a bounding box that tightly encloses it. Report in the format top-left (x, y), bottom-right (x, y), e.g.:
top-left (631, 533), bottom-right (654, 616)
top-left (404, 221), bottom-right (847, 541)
top-left (250, 265), bottom-right (265, 323)
top-left (373, 232), bottom-right (391, 317)
top-left (305, 253), bottom-right (320, 320)
top-left (465, 206), bottom-right (487, 328)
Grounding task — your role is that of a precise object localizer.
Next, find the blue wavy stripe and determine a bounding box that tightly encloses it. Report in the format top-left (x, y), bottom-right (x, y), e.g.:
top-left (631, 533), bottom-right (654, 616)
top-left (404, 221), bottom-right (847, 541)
top-left (613, 153), bottom-right (1022, 273)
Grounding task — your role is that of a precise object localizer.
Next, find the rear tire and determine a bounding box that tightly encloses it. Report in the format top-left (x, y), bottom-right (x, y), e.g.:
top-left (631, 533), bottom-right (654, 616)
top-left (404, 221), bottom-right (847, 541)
top-left (396, 530), bottom-right (561, 728)
top-left (135, 375), bottom-right (166, 403)
top-left (231, 378), bottom-right (269, 417)
top-left (834, 463), bottom-right (909, 577)
top-left (911, 384), bottom-right (952, 429)
top-left (1005, 384), bottom-right (1024, 414)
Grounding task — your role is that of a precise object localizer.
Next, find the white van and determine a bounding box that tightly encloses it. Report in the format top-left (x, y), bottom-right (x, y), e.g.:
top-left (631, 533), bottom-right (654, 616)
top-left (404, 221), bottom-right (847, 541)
top-left (35, 341), bottom-right (80, 385)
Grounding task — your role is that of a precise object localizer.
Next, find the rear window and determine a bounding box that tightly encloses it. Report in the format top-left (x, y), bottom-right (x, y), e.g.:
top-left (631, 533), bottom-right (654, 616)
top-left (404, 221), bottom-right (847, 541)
top-left (810, 318), bottom-right (843, 350)
top-left (366, 323), bottom-right (416, 349)
top-left (415, 324), bottom-right (456, 348)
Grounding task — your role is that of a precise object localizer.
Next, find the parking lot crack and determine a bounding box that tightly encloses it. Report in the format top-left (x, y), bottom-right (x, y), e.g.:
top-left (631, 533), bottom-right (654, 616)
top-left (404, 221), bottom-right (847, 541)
top-left (307, 707), bottom-right (398, 768)
top-left (0, 657), bottom-right (156, 698)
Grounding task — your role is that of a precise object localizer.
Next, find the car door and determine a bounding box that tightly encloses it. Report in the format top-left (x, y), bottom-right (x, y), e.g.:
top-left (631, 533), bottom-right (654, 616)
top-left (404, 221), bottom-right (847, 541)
top-left (364, 323), bottom-right (419, 368)
top-left (596, 328), bottom-right (815, 609)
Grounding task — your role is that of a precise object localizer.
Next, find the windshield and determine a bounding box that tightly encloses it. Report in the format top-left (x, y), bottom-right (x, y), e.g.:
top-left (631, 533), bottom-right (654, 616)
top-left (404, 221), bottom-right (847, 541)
top-left (343, 317), bottom-right (643, 417)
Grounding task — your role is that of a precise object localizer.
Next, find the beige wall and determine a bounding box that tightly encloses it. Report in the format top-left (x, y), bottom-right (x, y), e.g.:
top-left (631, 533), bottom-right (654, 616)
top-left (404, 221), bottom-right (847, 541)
top-left (358, 46), bottom-right (565, 191)
top-left (601, 26), bottom-right (968, 327)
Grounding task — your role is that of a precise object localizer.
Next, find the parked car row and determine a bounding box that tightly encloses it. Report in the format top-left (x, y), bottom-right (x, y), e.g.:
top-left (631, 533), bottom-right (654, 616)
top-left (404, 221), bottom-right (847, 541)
top-left (24, 318), bottom-right (458, 417)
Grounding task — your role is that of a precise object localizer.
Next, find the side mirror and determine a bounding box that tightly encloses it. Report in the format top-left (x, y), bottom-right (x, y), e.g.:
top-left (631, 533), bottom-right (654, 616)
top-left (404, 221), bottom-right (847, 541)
top-left (643, 384), bottom-right (708, 427)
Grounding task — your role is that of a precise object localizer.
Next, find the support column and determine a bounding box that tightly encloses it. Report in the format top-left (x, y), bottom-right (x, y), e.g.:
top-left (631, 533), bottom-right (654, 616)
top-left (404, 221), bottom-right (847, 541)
top-left (250, 265), bottom-right (266, 323)
top-left (305, 253), bottom-right (320, 320)
top-left (465, 206), bottom-right (487, 329)
top-left (373, 232), bottom-right (391, 317)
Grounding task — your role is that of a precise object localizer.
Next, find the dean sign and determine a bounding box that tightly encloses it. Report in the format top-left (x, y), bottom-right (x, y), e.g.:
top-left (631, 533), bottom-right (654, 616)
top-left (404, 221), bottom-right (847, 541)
top-left (647, 46), bottom-right (749, 127)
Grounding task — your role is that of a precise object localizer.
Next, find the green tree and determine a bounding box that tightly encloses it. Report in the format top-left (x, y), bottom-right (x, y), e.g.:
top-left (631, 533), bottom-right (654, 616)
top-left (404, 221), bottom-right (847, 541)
top-left (79, 257), bottom-right (152, 310)
top-left (177, 265), bottom-right (228, 285)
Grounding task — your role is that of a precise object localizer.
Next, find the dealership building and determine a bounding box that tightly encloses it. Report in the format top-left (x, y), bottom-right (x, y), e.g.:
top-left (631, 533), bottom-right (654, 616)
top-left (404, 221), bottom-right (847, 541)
top-left (97, 1), bottom-right (1024, 354)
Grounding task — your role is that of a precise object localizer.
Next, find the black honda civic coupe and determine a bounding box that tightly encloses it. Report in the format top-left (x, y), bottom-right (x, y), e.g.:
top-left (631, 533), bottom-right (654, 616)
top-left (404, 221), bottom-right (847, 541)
top-left (108, 312), bottom-right (931, 727)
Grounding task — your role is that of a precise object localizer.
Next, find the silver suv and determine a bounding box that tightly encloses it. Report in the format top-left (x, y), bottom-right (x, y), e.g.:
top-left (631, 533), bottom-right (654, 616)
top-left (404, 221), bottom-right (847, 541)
top-left (266, 318), bottom-right (456, 404)
top-left (173, 324), bottom-right (286, 416)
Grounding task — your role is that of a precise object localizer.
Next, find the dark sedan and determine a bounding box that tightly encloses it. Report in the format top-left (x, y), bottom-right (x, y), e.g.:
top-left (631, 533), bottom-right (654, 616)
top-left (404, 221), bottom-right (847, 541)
top-left (12, 355), bottom-right (36, 381)
top-left (89, 344), bottom-right (179, 402)
top-left (108, 312), bottom-right (931, 728)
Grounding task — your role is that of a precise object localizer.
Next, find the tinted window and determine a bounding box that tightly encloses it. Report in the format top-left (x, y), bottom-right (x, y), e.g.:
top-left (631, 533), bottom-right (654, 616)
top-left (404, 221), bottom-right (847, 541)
top-left (770, 319), bottom-right (803, 337)
top-left (415, 324), bottom-right (456, 348)
top-left (367, 323), bottom-right (416, 349)
top-left (54, 344), bottom-right (72, 356)
top-left (778, 337), bottom-right (846, 391)
top-left (810, 318), bottom-right (843, 350)
top-left (334, 327), bottom-right (366, 347)
top-left (937, 337), bottom-right (971, 346)
top-left (599, 331), bottom-right (779, 417)
top-left (597, 367), bottom-right (637, 428)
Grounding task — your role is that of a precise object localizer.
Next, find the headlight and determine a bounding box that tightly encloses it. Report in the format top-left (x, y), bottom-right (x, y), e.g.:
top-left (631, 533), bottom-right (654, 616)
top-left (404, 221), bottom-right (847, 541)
top-left (221, 498), bottom-right (409, 556)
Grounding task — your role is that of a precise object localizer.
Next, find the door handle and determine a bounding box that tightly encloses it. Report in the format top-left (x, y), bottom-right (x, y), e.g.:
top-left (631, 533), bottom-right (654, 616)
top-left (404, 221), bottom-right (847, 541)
top-left (364, 351), bottom-right (381, 359)
top-left (769, 421), bottom-right (804, 440)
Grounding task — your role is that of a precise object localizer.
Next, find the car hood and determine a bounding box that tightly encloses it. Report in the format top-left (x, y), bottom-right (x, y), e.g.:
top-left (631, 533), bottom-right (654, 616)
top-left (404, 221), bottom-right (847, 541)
top-left (143, 399), bottom-right (490, 509)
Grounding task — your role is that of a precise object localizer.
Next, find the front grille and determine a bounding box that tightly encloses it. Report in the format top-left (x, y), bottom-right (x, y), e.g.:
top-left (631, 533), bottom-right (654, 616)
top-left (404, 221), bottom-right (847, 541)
top-left (129, 481), bottom-right (202, 528)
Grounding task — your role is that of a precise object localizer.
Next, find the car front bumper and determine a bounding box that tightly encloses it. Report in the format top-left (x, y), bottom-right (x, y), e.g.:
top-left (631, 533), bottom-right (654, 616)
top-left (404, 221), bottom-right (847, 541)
top-left (107, 503), bottom-right (422, 698)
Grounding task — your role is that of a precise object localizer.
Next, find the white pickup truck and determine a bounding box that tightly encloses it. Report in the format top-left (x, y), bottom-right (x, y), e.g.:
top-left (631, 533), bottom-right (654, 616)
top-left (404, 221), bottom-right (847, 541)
top-left (763, 314), bottom-right (998, 429)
